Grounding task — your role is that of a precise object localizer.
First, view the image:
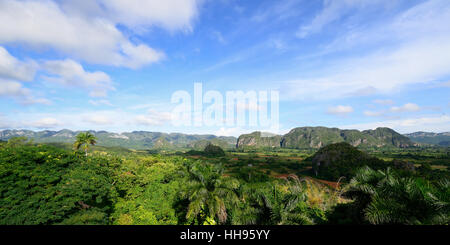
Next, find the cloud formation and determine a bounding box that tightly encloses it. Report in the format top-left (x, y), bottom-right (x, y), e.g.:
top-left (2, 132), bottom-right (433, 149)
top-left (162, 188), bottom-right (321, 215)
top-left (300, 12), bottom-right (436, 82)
top-left (343, 115), bottom-right (450, 133)
top-left (282, 0), bottom-right (450, 101)
top-left (327, 105), bottom-right (353, 116)
top-left (43, 59), bottom-right (114, 97)
top-left (97, 0), bottom-right (202, 32)
top-left (374, 99), bottom-right (394, 105)
top-left (0, 47), bottom-right (37, 82)
top-left (135, 109), bottom-right (173, 126)
top-left (31, 117), bottom-right (62, 128)
top-left (297, 0), bottom-right (391, 38)
top-left (390, 103), bottom-right (420, 113)
top-left (0, 0), bottom-right (201, 68)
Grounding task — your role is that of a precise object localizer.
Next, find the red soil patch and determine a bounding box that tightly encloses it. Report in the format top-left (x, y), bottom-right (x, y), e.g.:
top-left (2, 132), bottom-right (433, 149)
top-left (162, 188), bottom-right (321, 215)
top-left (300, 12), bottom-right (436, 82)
top-left (274, 174), bottom-right (341, 189)
top-left (304, 176), bottom-right (341, 189)
top-left (285, 157), bottom-right (304, 161)
top-left (274, 174), bottom-right (297, 180)
top-left (188, 155), bottom-right (202, 159)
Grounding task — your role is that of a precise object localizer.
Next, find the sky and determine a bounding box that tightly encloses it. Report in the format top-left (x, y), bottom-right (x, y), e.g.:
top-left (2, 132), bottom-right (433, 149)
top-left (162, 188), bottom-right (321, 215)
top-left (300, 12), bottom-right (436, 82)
top-left (0, 0), bottom-right (449, 136)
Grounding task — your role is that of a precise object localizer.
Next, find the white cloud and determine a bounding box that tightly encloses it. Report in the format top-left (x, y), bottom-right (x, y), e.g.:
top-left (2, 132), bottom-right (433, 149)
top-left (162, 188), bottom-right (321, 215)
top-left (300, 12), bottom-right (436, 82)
top-left (83, 115), bottom-right (114, 125)
top-left (0, 79), bottom-right (51, 105)
top-left (326, 105), bottom-right (353, 116)
top-left (281, 0), bottom-right (450, 100)
top-left (43, 59), bottom-right (114, 97)
top-left (98, 0), bottom-right (202, 32)
top-left (30, 117), bottom-right (61, 128)
top-left (21, 97), bottom-right (52, 105)
top-left (135, 109), bottom-right (173, 126)
top-left (235, 102), bottom-right (264, 112)
top-left (342, 115), bottom-right (450, 133)
top-left (0, 46), bottom-right (50, 104)
top-left (0, 46), bottom-right (37, 81)
top-left (76, 110), bottom-right (128, 127)
top-left (211, 30), bottom-right (226, 44)
top-left (284, 33), bottom-right (450, 100)
top-left (89, 99), bottom-right (113, 106)
top-left (251, 0), bottom-right (303, 23)
top-left (363, 110), bottom-right (385, 117)
top-left (215, 127), bottom-right (249, 137)
top-left (0, 80), bottom-right (29, 97)
top-left (390, 103), bottom-right (420, 113)
top-left (297, 0), bottom-right (390, 38)
top-left (0, 110), bottom-right (132, 131)
top-left (374, 99), bottom-right (394, 105)
top-left (364, 103), bottom-right (424, 117)
top-left (0, 0), bottom-right (167, 68)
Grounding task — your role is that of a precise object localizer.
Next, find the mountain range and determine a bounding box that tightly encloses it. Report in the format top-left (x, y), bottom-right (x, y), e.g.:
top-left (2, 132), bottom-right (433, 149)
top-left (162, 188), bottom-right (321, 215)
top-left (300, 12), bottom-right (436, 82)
top-left (404, 132), bottom-right (450, 146)
top-left (1, 127), bottom-right (448, 150)
top-left (237, 127), bottom-right (417, 149)
top-left (0, 129), bottom-right (236, 150)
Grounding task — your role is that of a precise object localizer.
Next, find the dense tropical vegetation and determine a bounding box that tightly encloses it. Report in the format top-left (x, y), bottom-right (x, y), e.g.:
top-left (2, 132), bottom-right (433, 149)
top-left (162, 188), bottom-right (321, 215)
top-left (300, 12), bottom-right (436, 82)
top-left (0, 133), bottom-right (448, 225)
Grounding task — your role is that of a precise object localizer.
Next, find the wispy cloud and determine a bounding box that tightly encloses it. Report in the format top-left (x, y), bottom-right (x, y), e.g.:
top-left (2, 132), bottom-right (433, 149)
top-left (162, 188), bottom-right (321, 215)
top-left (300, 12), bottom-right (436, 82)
top-left (42, 59), bottom-right (115, 97)
top-left (279, 0), bottom-right (450, 101)
top-left (342, 115), bottom-right (450, 133)
top-left (31, 117), bottom-right (62, 128)
top-left (0, 0), bottom-right (203, 69)
top-left (251, 0), bottom-right (303, 23)
top-left (327, 105), bottom-right (353, 116)
top-left (0, 46), bottom-right (37, 82)
top-left (211, 30), bottom-right (226, 44)
top-left (134, 109), bottom-right (173, 126)
top-left (390, 103), bottom-right (420, 113)
top-left (363, 110), bottom-right (385, 117)
top-left (373, 99), bottom-right (394, 105)
top-left (296, 0), bottom-right (392, 38)
top-left (89, 99), bottom-right (113, 106)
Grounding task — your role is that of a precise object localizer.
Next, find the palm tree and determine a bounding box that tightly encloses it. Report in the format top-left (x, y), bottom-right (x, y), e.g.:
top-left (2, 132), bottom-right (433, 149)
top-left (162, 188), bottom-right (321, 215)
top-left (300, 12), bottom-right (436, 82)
top-left (74, 132), bottom-right (97, 157)
top-left (182, 162), bottom-right (239, 224)
top-left (259, 177), bottom-right (312, 225)
top-left (229, 185), bottom-right (263, 225)
top-left (348, 166), bottom-right (450, 225)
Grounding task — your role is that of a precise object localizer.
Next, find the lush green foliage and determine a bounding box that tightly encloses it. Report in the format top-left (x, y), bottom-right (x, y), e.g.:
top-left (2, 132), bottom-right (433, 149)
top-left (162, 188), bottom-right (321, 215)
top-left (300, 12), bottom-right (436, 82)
top-left (0, 138), bottom-right (448, 225)
top-left (0, 142), bottom-right (117, 224)
top-left (0, 129), bottom-right (236, 150)
top-left (237, 127), bottom-right (415, 150)
top-left (185, 143), bottom-right (226, 157)
top-left (327, 167), bottom-right (449, 225)
top-left (74, 132), bottom-right (97, 156)
top-left (312, 143), bottom-right (387, 180)
top-left (181, 162), bottom-right (239, 224)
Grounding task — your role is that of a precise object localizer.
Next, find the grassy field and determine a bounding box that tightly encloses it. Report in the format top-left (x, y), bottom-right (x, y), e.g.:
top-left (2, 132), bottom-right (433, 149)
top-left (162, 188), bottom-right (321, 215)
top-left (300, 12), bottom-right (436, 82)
top-left (183, 147), bottom-right (449, 188)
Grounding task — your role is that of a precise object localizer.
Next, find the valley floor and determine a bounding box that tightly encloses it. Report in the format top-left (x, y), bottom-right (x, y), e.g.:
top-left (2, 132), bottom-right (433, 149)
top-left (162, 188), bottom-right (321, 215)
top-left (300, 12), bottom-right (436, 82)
top-left (0, 140), bottom-right (449, 225)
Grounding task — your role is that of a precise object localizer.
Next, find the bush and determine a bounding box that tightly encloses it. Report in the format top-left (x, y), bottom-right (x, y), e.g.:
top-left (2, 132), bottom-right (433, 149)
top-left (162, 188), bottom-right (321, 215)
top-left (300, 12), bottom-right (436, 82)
top-left (0, 144), bottom-right (117, 224)
top-left (203, 143), bottom-right (225, 157)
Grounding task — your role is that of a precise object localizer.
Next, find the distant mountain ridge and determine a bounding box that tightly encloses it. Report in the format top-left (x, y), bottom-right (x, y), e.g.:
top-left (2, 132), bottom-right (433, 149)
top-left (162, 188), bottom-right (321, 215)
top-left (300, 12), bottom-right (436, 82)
top-left (237, 127), bottom-right (417, 149)
top-left (404, 131), bottom-right (450, 146)
top-left (3, 127), bottom-right (445, 150)
top-left (0, 129), bottom-right (236, 150)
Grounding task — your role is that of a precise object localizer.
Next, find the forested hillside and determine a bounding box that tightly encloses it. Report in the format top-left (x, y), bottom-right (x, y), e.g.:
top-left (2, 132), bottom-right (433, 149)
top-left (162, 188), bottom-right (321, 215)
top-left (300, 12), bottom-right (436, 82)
top-left (1, 137), bottom-right (448, 225)
top-left (405, 132), bottom-right (450, 146)
top-left (0, 129), bottom-right (236, 150)
top-left (237, 127), bottom-right (416, 150)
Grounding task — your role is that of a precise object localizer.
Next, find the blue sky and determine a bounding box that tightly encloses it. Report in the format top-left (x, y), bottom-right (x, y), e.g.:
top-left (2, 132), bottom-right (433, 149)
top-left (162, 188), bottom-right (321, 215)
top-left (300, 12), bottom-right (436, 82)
top-left (0, 0), bottom-right (449, 136)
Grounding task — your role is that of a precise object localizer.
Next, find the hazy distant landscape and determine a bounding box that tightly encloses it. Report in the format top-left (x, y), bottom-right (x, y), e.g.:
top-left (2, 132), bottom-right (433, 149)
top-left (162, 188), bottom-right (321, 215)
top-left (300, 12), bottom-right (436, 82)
top-left (3, 126), bottom-right (449, 150)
